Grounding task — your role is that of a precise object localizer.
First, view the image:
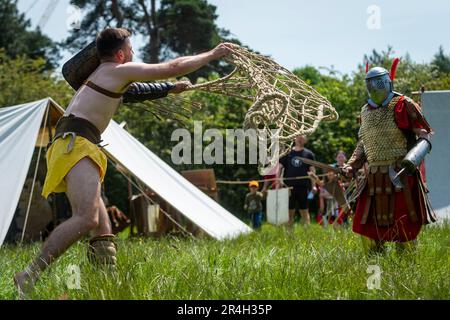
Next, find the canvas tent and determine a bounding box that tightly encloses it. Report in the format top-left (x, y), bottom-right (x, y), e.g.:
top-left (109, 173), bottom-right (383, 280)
top-left (421, 90), bottom-right (450, 221)
top-left (0, 98), bottom-right (251, 246)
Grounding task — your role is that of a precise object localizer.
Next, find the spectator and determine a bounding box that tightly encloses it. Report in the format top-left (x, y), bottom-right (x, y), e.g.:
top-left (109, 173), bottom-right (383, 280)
top-left (278, 135), bottom-right (316, 226)
top-left (244, 181), bottom-right (264, 230)
top-left (315, 150), bottom-right (350, 227)
top-left (316, 169), bottom-right (339, 226)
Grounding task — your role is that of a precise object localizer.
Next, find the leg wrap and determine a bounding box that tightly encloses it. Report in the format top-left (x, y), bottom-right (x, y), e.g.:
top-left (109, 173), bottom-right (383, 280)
top-left (361, 236), bottom-right (385, 255)
top-left (87, 234), bottom-right (117, 267)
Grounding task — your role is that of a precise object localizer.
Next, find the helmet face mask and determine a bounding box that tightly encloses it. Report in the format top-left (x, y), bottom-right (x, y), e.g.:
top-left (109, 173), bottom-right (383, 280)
top-left (366, 74), bottom-right (392, 105)
top-left (365, 67), bottom-right (393, 106)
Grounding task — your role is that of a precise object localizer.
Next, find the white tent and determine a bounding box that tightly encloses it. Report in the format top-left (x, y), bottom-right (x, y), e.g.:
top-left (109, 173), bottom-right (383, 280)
top-left (0, 98), bottom-right (251, 246)
top-left (422, 90), bottom-right (450, 221)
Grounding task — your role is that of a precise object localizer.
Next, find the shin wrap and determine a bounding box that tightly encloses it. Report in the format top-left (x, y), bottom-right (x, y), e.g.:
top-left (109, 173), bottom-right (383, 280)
top-left (87, 234), bottom-right (117, 267)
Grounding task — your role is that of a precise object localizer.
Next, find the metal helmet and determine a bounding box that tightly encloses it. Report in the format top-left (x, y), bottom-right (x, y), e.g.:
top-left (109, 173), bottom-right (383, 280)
top-left (365, 67), bottom-right (393, 107)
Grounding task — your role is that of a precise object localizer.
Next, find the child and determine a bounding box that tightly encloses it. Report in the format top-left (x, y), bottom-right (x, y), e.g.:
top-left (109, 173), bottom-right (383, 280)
top-left (244, 181), bottom-right (264, 230)
top-left (317, 169), bottom-right (340, 226)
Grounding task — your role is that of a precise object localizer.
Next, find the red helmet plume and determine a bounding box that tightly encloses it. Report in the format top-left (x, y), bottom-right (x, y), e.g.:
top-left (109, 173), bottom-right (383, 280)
top-left (390, 58), bottom-right (400, 81)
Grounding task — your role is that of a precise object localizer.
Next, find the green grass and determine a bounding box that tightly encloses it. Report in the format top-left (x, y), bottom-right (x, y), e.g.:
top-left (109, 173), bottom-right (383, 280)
top-left (1, 223), bottom-right (449, 300)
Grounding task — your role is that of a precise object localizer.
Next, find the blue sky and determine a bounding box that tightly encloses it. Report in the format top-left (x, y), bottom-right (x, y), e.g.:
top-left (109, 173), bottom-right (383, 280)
top-left (17, 0), bottom-right (450, 75)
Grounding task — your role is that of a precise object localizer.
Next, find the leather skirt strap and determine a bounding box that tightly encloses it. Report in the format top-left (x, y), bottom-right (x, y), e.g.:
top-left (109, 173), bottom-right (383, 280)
top-left (53, 114), bottom-right (102, 145)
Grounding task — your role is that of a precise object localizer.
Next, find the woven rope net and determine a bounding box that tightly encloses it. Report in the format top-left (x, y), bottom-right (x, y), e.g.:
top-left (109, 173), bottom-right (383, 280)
top-left (186, 45), bottom-right (338, 173)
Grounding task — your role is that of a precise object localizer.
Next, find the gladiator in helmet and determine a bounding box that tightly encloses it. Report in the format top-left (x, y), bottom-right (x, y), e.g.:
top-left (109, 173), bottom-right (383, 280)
top-left (344, 58), bottom-right (437, 254)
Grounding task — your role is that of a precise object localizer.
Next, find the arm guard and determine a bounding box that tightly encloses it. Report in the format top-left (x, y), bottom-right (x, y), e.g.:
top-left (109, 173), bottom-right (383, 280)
top-left (347, 140), bottom-right (367, 170)
top-left (401, 137), bottom-right (432, 173)
top-left (123, 82), bottom-right (175, 103)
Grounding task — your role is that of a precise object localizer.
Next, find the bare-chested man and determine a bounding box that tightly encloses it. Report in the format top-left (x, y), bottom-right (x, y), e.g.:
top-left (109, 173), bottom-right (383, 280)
top-left (14, 28), bottom-right (233, 298)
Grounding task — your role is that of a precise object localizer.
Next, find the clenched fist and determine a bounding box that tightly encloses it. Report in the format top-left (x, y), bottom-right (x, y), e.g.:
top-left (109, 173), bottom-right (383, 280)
top-left (169, 80), bottom-right (192, 94)
top-left (210, 42), bottom-right (236, 59)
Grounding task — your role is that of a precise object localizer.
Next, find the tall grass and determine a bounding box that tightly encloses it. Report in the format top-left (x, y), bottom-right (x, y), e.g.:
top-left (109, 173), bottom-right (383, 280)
top-left (1, 222), bottom-right (449, 300)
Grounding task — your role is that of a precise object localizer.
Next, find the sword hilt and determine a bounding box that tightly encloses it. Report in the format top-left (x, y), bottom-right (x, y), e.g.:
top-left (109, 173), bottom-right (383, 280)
top-left (393, 167), bottom-right (406, 181)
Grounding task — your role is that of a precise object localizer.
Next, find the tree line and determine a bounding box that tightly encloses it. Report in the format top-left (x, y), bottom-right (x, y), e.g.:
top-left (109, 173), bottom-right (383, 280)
top-left (1, 0), bottom-right (449, 216)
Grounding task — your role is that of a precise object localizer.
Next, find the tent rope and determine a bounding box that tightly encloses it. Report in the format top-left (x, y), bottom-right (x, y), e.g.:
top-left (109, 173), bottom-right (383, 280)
top-left (21, 105), bottom-right (49, 243)
top-left (107, 159), bottom-right (195, 239)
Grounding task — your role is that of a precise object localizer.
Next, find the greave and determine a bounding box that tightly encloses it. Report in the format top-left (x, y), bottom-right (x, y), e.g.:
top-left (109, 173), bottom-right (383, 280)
top-left (87, 234), bottom-right (117, 267)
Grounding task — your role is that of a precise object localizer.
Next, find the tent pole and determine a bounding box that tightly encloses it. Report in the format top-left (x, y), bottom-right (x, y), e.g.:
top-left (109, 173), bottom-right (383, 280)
top-left (20, 105), bottom-right (49, 244)
top-left (127, 175), bottom-right (134, 237)
top-left (108, 159), bottom-right (195, 239)
top-left (46, 108), bottom-right (58, 232)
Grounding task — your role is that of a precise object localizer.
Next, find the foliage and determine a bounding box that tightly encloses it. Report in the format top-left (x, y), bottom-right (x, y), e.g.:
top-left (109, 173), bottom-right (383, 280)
top-left (0, 0), bottom-right (59, 69)
top-left (62, 0), bottom-right (137, 52)
top-left (1, 223), bottom-right (449, 299)
top-left (107, 45), bottom-right (450, 216)
top-left (431, 46), bottom-right (450, 74)
top-left (0, 51), bottom-right (73, 108)
top-left (295, 47), bottom-right (450, 164)
top-left (1, 42), bottom-right (449, 217)
top-left (63, 0), bottom-right (238, 80)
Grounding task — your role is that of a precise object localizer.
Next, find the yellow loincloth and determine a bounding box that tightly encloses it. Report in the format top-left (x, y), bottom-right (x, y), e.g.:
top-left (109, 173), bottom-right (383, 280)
top-left (41, 135), bottom-right (107, 199)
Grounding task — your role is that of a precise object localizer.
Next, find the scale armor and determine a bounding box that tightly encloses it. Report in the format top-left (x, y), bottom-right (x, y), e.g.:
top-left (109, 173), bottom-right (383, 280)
top-left (359, 96), bottom-right (408, 166)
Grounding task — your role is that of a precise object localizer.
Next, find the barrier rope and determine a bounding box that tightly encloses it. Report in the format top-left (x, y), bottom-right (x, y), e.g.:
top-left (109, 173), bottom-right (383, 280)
top-left (215, 173), bottom-right (328, 185)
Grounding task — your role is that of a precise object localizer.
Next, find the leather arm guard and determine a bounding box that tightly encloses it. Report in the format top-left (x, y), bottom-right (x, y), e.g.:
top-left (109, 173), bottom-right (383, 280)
top-left (87, 234), bottom-right (117, 267)
top-left (401, 137), bottom-right (432, 173)
top-left (123, 82), bottom-right (175, 103)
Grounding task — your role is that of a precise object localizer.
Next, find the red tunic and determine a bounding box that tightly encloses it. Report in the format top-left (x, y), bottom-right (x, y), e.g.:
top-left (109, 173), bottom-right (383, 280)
top-left (352, 97), bottom-right (425, 242)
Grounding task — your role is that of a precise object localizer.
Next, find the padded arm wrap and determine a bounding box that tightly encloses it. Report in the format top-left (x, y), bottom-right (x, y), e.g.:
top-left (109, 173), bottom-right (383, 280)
top-left (123, 82), bottom-right (176, 103)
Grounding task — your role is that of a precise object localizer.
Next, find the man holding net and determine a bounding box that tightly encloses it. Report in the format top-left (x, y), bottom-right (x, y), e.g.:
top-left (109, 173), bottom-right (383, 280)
top-left (277, 135), bottom-right (316, 226)
top-left (14, 27), bottom-right (233, 298)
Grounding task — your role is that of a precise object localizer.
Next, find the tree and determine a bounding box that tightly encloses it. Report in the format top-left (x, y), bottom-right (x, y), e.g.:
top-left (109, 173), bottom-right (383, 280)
top-left (63, 0), bottom-right (237, 79)
top-left (294, 46), bottom-right (450, 165)
top-left (62, 0), bottom-right (137, 52)
top-left (0, 0), bottom-right (59, 69)
top-left (431, 46), bottom-right (450, 74)
top-left (111, 46), bottom-right (450, 217)
top-left (0, 51), bottom-right (72, 108)
top-left (293, 67), bottom-right (361, 164)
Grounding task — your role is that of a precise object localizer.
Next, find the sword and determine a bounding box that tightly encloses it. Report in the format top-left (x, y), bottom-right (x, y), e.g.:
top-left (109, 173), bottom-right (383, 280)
top-left (297, 157), bottom-right (350, 209)
top-left (297, 157), bottom-right (343, 174)
top-left (390, 167), bottom-right (405, 188)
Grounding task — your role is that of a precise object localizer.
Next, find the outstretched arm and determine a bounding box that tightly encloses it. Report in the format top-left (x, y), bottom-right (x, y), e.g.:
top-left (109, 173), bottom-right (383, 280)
top-left (116, 43), bottom-right (234, 82)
